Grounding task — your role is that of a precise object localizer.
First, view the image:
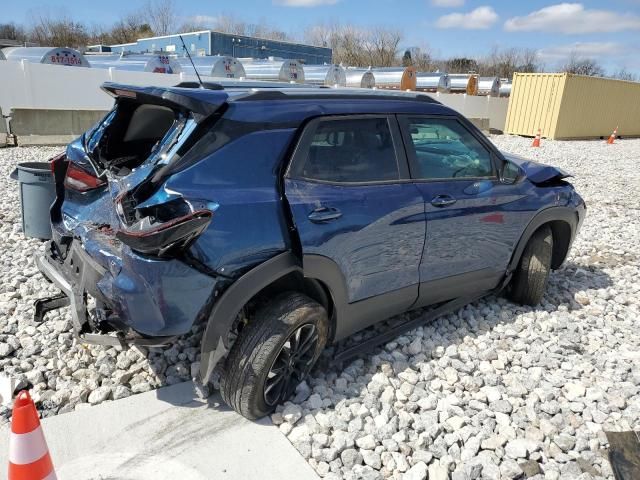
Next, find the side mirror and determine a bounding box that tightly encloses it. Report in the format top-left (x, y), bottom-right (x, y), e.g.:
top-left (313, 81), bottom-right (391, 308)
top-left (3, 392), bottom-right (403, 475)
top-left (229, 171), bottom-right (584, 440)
top-left (501, 161), bottom-right (523, 184)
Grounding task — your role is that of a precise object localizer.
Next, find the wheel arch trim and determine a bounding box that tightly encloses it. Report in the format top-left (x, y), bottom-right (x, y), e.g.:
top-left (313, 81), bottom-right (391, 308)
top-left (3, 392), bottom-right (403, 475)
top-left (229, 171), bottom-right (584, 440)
top-left (508, 206), bottom-right (578, 273)
top-left (199, 251), bottom-right (302, 382)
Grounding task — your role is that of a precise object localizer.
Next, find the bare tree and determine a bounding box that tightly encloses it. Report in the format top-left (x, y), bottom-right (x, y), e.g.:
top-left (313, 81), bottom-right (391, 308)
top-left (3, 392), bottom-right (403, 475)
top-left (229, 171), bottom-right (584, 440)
top-left (363, 27), bottom-right (401, 67)
top-left (561, 52), bottom-right (604, 77)
top-left (28, 11), bottom-right (89, 48)
top-left (0, 22), bottom-right (27, 42)
top-left (341, 26), bottom-right (368, 66)
top-left (304, 23), bottom-right (334, 49)
top-left (478, 46), bottom-right (542, 78)
top-left (305, 22), bottom-right (402, 67)
top-left (178, 14), bottom-right (291, 42)
top-left (519, 48), bottom-right (542, 73)
top-left (446, 57), bottom-right (478, 74)
top-left (245, 19), bottom-right (290, 41)
top-left (403, 46), bottom-right (435, 71)
top-left (213, 15), bottom-right (247, 35)
top-left (610, 68), bottom-right (638, 82)
top-left (143, 0), bottom-right (177, 36)
top-left (95, 13), bottom-right (153, 45)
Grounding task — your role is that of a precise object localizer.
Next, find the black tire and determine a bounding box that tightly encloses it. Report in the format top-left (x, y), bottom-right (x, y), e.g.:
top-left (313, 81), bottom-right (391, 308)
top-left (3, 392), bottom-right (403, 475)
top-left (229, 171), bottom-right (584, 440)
top-left (509, 225), bottom-right (553, 306)
top-left (220, 292), bottom-right (328, 419)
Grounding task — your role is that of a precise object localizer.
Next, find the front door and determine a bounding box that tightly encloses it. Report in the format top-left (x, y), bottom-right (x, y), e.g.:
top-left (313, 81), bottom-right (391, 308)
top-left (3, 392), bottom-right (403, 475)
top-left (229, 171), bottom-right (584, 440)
top-left (398, 115), bottom-right (530, 306)
top-left (285, 115), bottom-right (426, 339)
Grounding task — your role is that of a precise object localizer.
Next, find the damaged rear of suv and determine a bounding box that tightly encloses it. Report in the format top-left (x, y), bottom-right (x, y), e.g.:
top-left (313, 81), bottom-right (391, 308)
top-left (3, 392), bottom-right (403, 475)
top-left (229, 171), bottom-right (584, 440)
top-left (36, 82), bottom-right (585, 419)
top-left (37, 84), bottom-right (227, 348)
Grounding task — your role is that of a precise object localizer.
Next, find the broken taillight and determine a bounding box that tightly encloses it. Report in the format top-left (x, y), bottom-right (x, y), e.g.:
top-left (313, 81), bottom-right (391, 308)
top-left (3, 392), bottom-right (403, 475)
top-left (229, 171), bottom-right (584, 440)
top-left (116, 210), bottom-right (212, 257)
top-left (64, 163), bottom-right (107, 192)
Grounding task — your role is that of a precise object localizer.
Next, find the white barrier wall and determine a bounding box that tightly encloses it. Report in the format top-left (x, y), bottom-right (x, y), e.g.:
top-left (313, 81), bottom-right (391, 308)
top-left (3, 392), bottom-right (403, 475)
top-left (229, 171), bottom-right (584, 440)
top-left (424, 92), bottom-right (509, 131)
top-left (0, 59), bottom-right (192, 112)
top-left (0, 60), bottom-right (510, 131)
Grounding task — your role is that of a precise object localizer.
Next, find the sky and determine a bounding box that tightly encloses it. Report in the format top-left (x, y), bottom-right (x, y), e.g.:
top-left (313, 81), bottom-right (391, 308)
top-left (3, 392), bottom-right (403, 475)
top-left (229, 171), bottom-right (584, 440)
top-left (4, 0), bottom-right (640, 74)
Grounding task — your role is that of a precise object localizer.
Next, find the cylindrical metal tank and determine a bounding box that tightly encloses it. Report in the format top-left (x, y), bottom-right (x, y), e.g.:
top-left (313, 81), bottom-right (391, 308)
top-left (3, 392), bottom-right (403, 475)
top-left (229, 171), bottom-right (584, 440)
top-left (177, 56), bottom-right (245, 78)
top-left (416, 73), bottom-right (451, 93)
top-left (499, 79), bottom-right (512, 97)
top-left (86, 53), bottom-right (182, 74)
top-left (2, 47), bottom-right (90, 67)
top-left (449, 74), bottom-right (479, 95)
top-left (372, 67), bottom-right (417, 91)
top-left (303, 64), bottom-right (347, 87)
top-left (345, 68), bottom-right (376, 88)
top-left (239, 59), bottom-right (305, 83)
top-left (478, 77), bottom-right (501, 97)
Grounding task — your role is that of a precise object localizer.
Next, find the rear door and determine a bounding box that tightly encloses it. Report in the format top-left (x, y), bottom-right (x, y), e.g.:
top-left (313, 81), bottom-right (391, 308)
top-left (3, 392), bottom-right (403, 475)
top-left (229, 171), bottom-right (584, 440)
top-left (284, 115), bottom-right (426, 339)
top-left (398, 115), bottom-right (529, 306)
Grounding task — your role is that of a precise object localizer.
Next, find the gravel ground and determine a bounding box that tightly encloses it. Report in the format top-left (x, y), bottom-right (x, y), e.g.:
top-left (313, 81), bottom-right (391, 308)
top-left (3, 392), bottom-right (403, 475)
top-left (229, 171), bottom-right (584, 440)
top-left (1, 136), bottom-right (639, 480)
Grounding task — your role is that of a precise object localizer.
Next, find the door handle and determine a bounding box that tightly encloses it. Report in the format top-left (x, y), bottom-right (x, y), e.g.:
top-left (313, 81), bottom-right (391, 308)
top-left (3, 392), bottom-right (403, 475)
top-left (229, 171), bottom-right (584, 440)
top-left (308, 206), bottom-right (342, 223)
top-left (431, 195), bottom-right (457, 208)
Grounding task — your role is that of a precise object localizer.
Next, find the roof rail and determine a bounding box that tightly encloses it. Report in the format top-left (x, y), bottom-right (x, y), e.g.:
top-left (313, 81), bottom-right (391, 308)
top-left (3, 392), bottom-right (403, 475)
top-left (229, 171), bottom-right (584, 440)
top-left (234, 90), bottom-right (442, 104)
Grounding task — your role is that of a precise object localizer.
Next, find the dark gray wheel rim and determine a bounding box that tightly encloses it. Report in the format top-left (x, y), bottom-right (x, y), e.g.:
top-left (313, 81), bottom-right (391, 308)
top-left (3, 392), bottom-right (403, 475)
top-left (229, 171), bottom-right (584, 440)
top-left (264, 323), bottom-right (318, 407)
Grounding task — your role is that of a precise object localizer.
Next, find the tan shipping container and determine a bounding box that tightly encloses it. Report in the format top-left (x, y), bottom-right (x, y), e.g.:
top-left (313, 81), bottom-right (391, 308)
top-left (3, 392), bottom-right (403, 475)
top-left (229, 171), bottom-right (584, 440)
top-left (505, 73), bottom-right (640, 139)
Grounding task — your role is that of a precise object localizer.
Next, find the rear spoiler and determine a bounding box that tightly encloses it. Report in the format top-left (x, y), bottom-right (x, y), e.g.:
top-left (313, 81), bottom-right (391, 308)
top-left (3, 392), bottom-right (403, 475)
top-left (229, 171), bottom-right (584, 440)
top-left (101, 82), bottom-right (227, 122)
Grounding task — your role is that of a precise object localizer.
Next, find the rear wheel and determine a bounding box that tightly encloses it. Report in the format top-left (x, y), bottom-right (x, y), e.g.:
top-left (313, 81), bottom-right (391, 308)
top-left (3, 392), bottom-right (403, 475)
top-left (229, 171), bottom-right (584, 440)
top-left (220, 292), bottom-right (328, 419)
top-left (509, 225), bottom-right (553, 306)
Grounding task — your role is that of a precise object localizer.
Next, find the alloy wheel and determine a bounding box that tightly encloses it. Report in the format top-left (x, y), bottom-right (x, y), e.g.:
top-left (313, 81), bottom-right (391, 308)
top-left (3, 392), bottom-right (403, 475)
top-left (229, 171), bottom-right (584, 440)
top-left (263, 323), bottom-right (319, 407)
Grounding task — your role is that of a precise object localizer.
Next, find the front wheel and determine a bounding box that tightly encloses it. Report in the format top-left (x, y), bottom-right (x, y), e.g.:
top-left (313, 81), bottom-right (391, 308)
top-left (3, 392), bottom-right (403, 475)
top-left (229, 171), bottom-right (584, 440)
top-left (220, 292), bottom-right (328, 419)
top-left (509, 225), bottom-right (553, 306)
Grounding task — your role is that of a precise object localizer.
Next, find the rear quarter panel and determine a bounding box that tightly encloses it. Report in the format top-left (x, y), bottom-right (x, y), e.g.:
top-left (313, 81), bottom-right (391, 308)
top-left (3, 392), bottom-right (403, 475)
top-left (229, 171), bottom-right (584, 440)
top-left (166, 128), bottom-right (298, 277)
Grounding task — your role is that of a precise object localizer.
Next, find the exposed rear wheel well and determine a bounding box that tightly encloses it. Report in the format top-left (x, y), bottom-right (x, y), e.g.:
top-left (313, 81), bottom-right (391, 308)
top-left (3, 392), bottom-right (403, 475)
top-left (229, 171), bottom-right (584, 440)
top-left (231, 271), bottom-right (335, 344)
top-left (547, 220), bottom-right (573, 269)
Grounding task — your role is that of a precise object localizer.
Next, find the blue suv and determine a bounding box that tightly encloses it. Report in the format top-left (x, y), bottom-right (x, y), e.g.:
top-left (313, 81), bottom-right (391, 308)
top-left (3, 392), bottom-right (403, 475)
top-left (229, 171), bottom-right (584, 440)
top-left (36, 82), bottom-right (585, 418)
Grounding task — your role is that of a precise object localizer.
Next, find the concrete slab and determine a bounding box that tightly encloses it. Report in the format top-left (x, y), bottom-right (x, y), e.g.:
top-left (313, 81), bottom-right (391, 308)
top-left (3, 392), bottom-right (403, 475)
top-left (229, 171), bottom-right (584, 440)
top-left (9, 109), bottom-right (107, 136)
top-left (0, 382), bottom-right (319, 480)
top-left (15, 134), bottom-right (78, 146)
top-left (9, 108), bottom-right (108, 146)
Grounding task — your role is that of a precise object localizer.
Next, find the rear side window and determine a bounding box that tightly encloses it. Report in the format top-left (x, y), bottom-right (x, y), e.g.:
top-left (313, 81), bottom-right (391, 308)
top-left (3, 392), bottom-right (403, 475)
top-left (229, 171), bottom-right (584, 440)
top-left (290, 117), bottom-right (400, 183)
top-left (403, 117), bottom-right (495, 180)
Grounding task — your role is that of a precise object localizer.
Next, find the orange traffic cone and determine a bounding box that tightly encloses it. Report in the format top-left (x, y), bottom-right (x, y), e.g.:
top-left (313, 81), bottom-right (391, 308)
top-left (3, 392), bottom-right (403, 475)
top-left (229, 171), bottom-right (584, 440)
top-left (532, 129), bottom-right (541, 147)
top-left (607, 126), bottom-right (618, 144)
top-left (8, 391), bottom-right (56, 480)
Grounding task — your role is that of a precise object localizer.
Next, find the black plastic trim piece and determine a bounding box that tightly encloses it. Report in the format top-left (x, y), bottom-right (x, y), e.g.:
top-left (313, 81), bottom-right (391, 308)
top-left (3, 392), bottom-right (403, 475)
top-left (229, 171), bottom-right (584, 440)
top-left (606, 431), bottom-right (640, 480)
top-left (333, 293), bottom-right (484, 364)
top-left (34, 294), bottom-right (70, 323)
top-left (198, 251), bottom-right (302, 382)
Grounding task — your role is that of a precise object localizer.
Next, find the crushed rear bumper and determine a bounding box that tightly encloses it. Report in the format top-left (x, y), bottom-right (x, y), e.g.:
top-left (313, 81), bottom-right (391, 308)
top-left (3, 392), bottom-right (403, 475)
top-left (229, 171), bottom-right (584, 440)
top-left (35, 235), bottom-right (219, 347)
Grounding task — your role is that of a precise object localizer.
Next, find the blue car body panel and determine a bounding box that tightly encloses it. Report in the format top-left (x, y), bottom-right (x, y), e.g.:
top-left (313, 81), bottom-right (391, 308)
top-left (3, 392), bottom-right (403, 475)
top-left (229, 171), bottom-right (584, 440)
top-left (285, 179), bottom-right (426, 303)
top-left (163, 128), bottom-right (296, 275)
top-left (39, 83), bottom-right (584, 348)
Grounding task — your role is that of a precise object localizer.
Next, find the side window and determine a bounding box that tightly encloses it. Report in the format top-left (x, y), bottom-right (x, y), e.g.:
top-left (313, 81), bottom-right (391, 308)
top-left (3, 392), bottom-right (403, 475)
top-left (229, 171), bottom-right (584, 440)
top-left (291, 117), bottom-right (400, 183)
top-left (403, 117), bottom-right (495, 180)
